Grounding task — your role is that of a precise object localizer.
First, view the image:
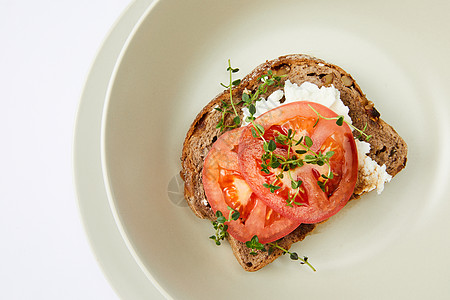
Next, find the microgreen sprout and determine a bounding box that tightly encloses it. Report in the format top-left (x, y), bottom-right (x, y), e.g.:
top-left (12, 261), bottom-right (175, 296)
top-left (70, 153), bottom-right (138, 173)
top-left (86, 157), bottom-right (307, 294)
top-left (241, 69), bottom-right (285, 112)
top-left (216, 61), bottom-right (285, 132)
top-left (209, 206), bottom-right (240, 245)
top-left (308, 104), bottom-right (372, 141)
top-left (216, 60), bottom-right (241, 131)
top-left (268, 241), bottom-right (316, 272)
top-left (245, 235), bottom-right (316, 271)
top-left (245, 235), bottom-right (266, 255)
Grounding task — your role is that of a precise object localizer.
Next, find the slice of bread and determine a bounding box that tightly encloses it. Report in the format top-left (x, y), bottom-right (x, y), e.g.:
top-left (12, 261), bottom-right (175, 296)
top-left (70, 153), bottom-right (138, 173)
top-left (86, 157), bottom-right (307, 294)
top-left (180, 54), bottom-right (407, 271)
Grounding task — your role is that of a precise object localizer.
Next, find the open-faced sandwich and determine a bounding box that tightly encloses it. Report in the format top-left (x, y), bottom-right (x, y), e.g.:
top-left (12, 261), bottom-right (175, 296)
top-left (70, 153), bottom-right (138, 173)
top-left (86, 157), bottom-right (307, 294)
top-left (181, 54), bottom-right (407, 271)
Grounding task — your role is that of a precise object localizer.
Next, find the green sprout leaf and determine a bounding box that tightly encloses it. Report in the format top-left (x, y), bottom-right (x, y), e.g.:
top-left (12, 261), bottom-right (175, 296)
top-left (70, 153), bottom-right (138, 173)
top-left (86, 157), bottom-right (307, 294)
top-left (325, 151), bottom-right (335, 158)
top-left (290, 252), bottom-right (299, 260)
top-left (209, 207), bottom-right (239, 246)
top-left (249, 103), bottom-right (256, 115)
top-left (263, 183), bottom-right (281, 193)
top-left (268, 140), bottom-right (277, 152)
top-left (291, 180), bottom-right (302, 189)
top-left (242, 92), bottom-right (250, 103)
top-left (255, 124), bottom-right (265, 135)
top-left (232, 79), bottom-right (241, 86)
top-left (271, 161), bottom-right (281, 168)
top-left (251, 127), bottom-right (259, 138)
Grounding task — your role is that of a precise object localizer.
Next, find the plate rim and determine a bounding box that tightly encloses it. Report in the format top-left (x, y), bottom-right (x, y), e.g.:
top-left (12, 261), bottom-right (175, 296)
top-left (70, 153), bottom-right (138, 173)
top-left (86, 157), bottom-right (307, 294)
top-left (98, 0), bottom-right (175, 298)
top-left (73, 0), bottom-right (167, 299)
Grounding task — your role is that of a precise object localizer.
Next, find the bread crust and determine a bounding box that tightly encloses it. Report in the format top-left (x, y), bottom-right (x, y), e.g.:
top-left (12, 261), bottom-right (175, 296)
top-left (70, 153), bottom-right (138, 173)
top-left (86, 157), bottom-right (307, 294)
top-left (181, 54), bottom-right (407, 271)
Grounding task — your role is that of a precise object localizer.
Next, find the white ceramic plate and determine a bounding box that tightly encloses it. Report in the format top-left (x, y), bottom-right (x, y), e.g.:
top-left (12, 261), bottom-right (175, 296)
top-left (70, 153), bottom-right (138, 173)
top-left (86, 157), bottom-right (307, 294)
top-left (76, 0), bottom-right (450, 299)
top-left (74, 1), bottom-right (165, 299)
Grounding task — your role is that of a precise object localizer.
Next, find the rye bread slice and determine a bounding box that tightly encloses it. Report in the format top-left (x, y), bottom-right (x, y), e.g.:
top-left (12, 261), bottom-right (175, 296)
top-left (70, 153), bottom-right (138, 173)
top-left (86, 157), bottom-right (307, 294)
top-left (180, 54), bottom-right (407, 271)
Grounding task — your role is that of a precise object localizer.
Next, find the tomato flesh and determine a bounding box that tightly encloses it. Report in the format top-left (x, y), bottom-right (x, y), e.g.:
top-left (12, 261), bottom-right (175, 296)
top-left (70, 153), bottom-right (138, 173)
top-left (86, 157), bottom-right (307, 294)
top-left (202, 127), bottom-right (301, 243)
top-left (238, 101), bottom-right (358, 224)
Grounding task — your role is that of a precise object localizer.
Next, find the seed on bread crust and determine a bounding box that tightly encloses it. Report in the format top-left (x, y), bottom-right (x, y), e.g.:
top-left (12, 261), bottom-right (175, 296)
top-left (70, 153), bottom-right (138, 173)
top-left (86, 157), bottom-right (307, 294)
top-left (341, 75), bottom-right (354, 87)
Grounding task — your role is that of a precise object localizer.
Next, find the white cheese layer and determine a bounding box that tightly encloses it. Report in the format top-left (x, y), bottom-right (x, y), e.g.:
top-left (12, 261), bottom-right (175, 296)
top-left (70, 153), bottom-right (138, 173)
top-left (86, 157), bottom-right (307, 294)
top-left (355, 140), bottom-right (392, 194)
top-left (242, 80), bottom-right (351, 125)
top-left (241, 80), bottom-right (391, 194)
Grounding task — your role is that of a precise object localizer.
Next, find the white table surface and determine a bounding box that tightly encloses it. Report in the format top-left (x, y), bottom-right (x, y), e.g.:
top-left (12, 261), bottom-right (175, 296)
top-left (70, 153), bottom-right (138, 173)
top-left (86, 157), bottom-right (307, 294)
top-left (0, 1), bottom-right (161, 299)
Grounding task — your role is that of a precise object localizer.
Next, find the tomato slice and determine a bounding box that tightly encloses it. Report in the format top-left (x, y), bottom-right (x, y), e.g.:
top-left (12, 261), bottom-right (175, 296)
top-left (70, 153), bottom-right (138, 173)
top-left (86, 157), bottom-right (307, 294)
top-left (238, 101), bottom-right (358, 224)
top-left (202, 127), bottom-right (301, 243)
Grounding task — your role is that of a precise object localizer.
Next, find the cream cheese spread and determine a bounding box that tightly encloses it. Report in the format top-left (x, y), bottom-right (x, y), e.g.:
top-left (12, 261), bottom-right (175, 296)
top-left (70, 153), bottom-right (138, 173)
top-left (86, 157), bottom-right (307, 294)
top-left (242, 80), bottom-right (351, 125)
top-left (355, 140), bottom-right (392, 194)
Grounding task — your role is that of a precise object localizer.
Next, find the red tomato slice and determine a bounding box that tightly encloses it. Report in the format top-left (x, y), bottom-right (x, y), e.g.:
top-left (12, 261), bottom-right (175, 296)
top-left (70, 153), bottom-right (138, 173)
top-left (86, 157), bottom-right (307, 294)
top-left (202, 127), bottom-right (301, 244)
top-left (238, 101), bottom-right (358, 224)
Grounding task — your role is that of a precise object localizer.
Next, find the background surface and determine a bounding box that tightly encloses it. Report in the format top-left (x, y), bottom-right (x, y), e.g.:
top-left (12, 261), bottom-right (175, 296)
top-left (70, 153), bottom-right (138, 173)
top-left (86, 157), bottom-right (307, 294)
top-left (1, 1), bottom-right (135, 299)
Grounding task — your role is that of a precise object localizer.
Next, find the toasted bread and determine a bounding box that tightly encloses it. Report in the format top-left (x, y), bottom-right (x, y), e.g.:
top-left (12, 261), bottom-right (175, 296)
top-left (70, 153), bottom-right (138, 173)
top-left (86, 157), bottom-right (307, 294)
top-left (180, 54), bottom-right (407, 271)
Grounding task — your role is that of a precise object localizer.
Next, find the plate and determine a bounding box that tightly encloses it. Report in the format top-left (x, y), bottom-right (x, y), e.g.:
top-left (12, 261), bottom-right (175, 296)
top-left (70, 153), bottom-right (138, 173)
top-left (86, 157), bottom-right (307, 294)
top-left (76, 0), bottom-right (450, 299)
top-left (74, 0), bottom-right (165, 299)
